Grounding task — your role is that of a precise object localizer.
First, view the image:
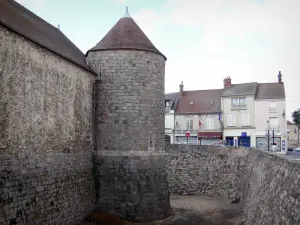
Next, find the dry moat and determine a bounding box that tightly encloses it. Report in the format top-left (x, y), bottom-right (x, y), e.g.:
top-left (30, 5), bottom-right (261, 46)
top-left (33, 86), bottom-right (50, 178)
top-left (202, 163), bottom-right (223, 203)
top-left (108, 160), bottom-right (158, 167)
top-left (83, 196), bottom-right (242, 225)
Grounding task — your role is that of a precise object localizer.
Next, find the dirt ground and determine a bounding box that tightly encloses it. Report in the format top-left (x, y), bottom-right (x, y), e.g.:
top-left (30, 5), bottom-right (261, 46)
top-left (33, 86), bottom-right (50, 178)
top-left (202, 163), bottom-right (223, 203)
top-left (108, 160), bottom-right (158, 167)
top-left (83, 195), bottom-right (243, 225)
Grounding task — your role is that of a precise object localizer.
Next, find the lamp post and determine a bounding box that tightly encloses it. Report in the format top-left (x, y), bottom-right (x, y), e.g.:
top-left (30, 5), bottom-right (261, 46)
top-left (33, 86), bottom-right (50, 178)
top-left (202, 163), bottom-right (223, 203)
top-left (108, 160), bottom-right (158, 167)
top-left (281, 109), bottom-right (287, 154)
top-left (267, 120), bottom-right (270, 151)
top-left (297, 128), bottom-right (300, 147)
top-left (272, 128), bottom-right (275, 146)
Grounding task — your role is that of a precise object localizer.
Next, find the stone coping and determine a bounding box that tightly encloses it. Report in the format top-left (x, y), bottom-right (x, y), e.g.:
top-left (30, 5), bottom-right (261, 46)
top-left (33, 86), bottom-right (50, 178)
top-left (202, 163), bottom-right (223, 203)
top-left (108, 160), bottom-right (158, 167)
top-left (166, 144), bottom-right (300, 165)
top-left (93, 150), bottom-right (167, 156)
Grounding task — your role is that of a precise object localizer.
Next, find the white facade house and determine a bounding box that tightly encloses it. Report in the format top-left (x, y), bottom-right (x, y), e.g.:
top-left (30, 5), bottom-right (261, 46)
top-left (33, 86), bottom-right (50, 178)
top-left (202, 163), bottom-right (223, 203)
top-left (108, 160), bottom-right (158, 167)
top-left (221, 77), bottom-right (257, 147)
top-left (175, 113), bottom-right (222, 145)
top-left (172, 82), bottom-right (223, 145)
top-left (254, 72), bottom-right (287, 151)
top-left (165, 93), bottom-right (180, 144)
top-left (165, 102), bottom-right (175, 144)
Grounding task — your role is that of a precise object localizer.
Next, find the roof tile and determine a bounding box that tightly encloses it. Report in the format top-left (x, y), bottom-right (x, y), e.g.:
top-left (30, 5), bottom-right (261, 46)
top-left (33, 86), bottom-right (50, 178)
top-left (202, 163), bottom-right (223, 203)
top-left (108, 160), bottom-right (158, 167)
top-left (86, 16), bottom-right (166, 59)
top-left (0, 0), bottom-right (95, 74)
top-left (175, 89), bottom-right (222, 114)
top-left (255, 83), bottom-right (285, 99)
top-left (221, 82), bottom-right (258, 97)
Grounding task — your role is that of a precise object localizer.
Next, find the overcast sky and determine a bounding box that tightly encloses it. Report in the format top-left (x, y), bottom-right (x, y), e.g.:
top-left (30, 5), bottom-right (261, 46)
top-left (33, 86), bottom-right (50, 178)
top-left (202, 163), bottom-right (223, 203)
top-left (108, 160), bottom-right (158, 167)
top-left (16, 0), bottom-right (300, 121)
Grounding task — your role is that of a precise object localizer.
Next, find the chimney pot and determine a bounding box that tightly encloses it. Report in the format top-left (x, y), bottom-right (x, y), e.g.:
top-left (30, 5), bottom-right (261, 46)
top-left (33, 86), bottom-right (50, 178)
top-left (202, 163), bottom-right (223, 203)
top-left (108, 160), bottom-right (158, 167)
top-left (223, 77), bottom-right (232, 88)
top-left (278, 71), bottom-right (282, 83)
top-left (180, 81), bottom-right (184, 96)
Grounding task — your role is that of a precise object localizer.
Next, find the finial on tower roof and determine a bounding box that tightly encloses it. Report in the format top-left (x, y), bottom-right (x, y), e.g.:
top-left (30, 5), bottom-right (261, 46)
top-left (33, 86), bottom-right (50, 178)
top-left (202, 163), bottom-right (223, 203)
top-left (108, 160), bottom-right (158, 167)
top-left (125, 6), bottom-right (131, 17)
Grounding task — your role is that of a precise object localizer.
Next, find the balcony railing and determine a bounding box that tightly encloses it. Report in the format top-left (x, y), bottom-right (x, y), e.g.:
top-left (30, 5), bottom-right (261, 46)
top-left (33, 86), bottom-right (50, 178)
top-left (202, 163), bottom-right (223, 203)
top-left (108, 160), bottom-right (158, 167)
top-left (175, 129), bottom-right (198, 134)
top-left (231, 104), bottom-right (247, 110)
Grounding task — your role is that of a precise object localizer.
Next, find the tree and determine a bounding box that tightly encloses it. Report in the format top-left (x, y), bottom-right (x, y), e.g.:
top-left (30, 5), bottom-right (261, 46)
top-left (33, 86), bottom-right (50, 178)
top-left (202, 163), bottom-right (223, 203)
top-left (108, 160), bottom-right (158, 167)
top-left (292, 109), bottom-right (300, 146)
top-left (292, 109), bottom-right (300, 129)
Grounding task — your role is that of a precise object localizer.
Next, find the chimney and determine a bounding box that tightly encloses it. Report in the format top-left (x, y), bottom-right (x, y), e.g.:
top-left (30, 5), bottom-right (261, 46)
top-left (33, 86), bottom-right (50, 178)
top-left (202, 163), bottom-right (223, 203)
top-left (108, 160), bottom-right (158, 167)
top-left (179, 81), bottom-right (184, 96)
top-left (278, 71), bottom-right (282, 83)
top-left (223, 76), bottom-right (232, 88)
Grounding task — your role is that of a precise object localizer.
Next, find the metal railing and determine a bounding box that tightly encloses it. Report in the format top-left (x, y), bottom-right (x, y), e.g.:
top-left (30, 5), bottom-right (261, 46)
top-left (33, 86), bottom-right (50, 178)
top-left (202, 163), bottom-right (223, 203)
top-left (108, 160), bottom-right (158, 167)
top-left (231, 105), bottom-right (247, 110)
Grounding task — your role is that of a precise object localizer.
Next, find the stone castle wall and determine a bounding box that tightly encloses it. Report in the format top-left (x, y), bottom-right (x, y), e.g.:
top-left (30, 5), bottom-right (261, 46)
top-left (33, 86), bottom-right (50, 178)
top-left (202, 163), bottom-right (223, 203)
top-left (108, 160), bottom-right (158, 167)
top-left (243, 151), bottom-right (300, 225)
top-left (87, 50), bottom-right (171, 222)
top-left (165, 144), bottom-right (251, 200)
top-left (166, 144), bottom-right (300, 225)
top-left (1, 22), bottom-right (300, 225)
top-left (87, 50), bottom-right (165, 153)
top-left (0, 25), bottom-right (96, 224)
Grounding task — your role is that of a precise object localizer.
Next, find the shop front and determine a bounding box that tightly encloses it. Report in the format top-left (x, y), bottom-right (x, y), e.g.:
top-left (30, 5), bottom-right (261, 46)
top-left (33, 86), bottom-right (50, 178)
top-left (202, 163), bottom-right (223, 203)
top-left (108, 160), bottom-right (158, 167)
top-left (198, 131), bottom-right (222, 145)
top-left (223, 129), bottom-right (256, 147)
top-left (256, 136), bottom-right (282, 151)
top-left (225, 134), bottom-right (251, 147)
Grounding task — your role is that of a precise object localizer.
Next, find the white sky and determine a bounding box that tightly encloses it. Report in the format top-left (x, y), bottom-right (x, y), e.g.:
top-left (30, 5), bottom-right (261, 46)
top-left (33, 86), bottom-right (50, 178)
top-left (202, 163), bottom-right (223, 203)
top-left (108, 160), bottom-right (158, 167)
top-left (15, 0), bottom-right (300, 121)
top-left (131, 0), bottom-right (300, 121)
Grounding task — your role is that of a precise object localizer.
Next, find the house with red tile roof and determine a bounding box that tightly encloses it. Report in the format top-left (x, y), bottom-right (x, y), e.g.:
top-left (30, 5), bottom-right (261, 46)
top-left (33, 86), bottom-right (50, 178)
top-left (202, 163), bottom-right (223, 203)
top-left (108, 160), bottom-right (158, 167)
top-left (170, 82), bottom-right (223, 145)
top-left (254, 71), bottom-right (287, 152)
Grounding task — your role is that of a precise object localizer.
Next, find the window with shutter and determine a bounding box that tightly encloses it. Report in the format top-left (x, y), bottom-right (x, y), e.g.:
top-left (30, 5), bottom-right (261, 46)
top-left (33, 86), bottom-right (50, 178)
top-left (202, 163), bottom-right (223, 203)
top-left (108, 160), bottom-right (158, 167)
top-left (242, 114), bottom-right (251, 126)
top-left (269, 117), bottom-right (278, 130)
top-left (210, 118), bottom-right (214, 129)
top-left (232, 115), bottom-right (236, 126)
top-left (190, 119), bottom-right (193, 130)
top-left (205, 119), bottom-right (210, 129)
top-left (206, 118), bottom-right (214, 130)
top-left (228, 115), bottom-right (235, 127)
top-left (186, 119), bottom-right (193, 130)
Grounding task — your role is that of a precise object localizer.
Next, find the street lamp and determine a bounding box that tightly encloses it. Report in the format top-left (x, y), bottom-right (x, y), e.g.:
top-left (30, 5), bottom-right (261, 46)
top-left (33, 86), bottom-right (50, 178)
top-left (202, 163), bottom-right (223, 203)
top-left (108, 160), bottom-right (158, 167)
top-left (272, 128), bottom-right (275, 148)
top-left (267, 120), bottom-right (270, 151)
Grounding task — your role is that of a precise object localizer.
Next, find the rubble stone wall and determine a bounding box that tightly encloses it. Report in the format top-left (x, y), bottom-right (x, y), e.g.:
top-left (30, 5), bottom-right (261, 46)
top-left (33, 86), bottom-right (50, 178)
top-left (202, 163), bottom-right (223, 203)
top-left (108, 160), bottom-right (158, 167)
top-left (0, 25), bottom-right (95, 224)
top-left (165, 144), bottom-right (251, 200)
top-left (166, 144), bottom-right (300, 224)
top-left (87, 50), bottom-right (171, 222)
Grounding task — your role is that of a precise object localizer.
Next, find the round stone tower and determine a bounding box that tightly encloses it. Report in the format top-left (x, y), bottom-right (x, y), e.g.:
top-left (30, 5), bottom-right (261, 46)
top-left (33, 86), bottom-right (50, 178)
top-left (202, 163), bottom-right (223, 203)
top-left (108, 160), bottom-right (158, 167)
top-left (86, 8), bottom-right (171, 222)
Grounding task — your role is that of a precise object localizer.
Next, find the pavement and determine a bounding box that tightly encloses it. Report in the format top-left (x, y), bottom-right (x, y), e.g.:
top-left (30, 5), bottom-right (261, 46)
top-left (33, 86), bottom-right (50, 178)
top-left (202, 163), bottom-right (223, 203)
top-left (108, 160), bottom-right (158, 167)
top-left (83, 195), bottom-right (243, 225)
top-left (284, 151), bottom-right (300, 160)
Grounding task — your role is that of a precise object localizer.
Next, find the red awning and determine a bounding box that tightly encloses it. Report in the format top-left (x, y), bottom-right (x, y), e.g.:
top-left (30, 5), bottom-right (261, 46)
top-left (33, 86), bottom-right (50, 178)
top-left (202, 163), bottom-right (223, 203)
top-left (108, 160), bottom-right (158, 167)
top-left (198, 132), bottom-right (222, 138)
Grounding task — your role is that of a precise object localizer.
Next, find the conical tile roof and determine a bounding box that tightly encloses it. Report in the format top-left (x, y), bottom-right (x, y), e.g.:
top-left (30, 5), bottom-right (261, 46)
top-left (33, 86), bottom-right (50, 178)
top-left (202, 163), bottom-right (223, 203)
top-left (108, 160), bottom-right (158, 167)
top-left (86, 9), bottom-right (166, 60)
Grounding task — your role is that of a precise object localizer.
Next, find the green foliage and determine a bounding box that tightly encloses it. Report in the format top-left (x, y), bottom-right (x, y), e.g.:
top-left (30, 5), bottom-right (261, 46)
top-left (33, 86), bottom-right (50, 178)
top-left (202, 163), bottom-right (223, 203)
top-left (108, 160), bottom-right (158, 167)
top-left (292, 109), bottom-right (300, 129)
